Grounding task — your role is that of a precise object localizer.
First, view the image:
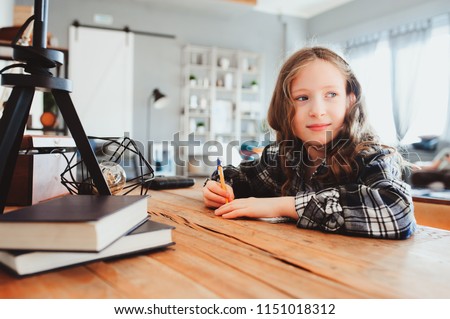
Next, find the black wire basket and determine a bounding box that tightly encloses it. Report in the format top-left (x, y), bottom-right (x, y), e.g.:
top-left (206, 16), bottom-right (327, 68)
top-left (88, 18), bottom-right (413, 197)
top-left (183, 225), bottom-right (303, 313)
top-left (60, 136), bottom-right (154, 196)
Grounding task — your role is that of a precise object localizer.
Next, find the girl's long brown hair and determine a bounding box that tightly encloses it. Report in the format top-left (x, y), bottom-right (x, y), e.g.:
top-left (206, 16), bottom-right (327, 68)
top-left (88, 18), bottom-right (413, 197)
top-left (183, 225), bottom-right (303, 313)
top-left (267, 47), bottom-right (381, 194)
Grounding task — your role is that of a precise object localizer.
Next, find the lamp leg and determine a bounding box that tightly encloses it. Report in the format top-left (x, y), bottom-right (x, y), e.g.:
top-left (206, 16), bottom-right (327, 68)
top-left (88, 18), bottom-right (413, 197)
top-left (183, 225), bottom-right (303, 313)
top-left (53, 89), bottom-right (111, 195)
top-left (0, 87), bottom-right (35, 213)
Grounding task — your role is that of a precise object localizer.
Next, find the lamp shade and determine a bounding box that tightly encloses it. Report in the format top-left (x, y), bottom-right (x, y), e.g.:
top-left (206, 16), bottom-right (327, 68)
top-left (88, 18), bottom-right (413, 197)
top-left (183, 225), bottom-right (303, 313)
top-left (152, 88), bottom-right (168, 109)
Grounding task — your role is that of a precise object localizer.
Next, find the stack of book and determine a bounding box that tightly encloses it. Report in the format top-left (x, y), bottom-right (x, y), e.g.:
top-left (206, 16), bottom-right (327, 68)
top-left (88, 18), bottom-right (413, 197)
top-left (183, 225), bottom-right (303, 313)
top-left (0, 195), bottom-right (174, 275)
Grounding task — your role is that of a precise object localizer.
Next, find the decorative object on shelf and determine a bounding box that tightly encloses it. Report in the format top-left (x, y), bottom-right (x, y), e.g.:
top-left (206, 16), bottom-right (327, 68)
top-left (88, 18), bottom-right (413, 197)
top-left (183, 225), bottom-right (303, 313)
top-left (190, 52), bottom-right (201, 65)
top-left (202, 77), bottom-right (210, 88)
top-left (196, 121), bottom-right (206, 134)
top-left (189, 74), bottom-right (197, 87)
top-left (40, 91), bottom-right (58, 128)
top-left (242, 58), bottom-right (249, 71)
top-left (199, 96), bottom-right (208, 109)
top-left (189, 95), bottom-right (198, 108)
top-left (39, 111), bottom-right (57, 128)
top-left (250, 80), bottom-right (259, 91)
top-left (224, 73), bottom-right (233, 89)
top-left (60, 136), bottom-right (153, 196)
top-left (219, 57), bottom-right (230, 70)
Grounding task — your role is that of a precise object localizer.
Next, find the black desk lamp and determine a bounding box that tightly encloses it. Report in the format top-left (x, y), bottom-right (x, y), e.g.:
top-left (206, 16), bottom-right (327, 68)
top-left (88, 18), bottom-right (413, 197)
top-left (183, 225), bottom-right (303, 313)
top-left (146, 88), bottom-right (168, 157)
top-left (144, 88), bottom-right (195, 189)
top-left (152, 88), bottom-right (168, 109)
top-left (0, 0), bottom-right (111, 213)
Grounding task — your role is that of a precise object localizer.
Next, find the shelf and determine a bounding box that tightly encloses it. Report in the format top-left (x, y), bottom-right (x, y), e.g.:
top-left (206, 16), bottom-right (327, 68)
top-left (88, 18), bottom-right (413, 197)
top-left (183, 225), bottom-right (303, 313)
top-left (181, 44), bottom-right (263, 176)
top-left (216, 86), bottom-right (237, 92)
top-left (192, 131), bottom-right (210, 136)
top-left (188, 86), bottom-right (211, 91)
top-left (188, 64), bottom-right (212, 70)
top-left (188, 110), bottom-right (209, 117)
top-left (241, 88), bottom-right (259, 94)
top-left (216, 67), bottom-right (238, 73)
top-left (242, 69), bottom-right (260, 75)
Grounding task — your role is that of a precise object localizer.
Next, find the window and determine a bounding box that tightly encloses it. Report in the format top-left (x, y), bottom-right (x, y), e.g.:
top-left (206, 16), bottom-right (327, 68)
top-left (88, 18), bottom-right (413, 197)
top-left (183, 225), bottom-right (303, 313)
top-left (348, 36), bottom-right (396, 145)
top-left (344, 15), bottom-right (450, 146)
top-left (403, 21), bottom-right (449, 143)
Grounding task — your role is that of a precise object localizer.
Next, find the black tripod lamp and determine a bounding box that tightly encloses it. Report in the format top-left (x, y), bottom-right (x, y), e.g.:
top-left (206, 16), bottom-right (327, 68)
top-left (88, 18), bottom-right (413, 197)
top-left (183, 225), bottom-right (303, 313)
top-left (0, 0), bottom-right (111, 213)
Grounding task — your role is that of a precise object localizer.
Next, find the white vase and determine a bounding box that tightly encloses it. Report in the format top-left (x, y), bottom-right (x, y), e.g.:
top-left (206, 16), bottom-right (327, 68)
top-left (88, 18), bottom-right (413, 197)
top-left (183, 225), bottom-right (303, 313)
top-left (219, 57), bottom-right (230, 70)
top-left (197, 125), bottom-right (205, 134)
top-left (224, 73), bottom-right (233, 89)
top-left (189, 95), bottom-right (198, 108)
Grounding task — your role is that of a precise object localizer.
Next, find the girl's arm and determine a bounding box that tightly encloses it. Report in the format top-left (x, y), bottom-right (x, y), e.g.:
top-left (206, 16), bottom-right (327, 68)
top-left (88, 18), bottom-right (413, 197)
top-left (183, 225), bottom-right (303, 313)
top-left (214, 196), bottom-right (297, 219)
top-left (294, 152), bottom-right (416, 239)
top-left (207, 144), bottom-right (284, 199)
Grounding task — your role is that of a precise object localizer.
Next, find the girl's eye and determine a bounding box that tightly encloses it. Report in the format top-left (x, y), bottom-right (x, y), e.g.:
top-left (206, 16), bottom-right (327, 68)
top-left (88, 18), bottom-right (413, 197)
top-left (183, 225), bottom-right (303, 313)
top-left (326, 92), bottom-right (337, 98)
top-left (296, 96), bottom-right (308, 101)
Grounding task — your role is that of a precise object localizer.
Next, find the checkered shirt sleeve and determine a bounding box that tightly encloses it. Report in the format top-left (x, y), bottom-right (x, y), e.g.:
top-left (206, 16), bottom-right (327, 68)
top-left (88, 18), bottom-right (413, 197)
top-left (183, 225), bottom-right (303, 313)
top-left (211, 144), bottom-right (284, 198)
top-left (211, 143), bottom-right (416, 239)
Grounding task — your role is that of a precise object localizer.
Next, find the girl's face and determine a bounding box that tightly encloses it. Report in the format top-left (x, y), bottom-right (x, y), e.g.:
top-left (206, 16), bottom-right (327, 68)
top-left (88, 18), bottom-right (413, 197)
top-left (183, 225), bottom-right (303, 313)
top-left (290, 59), bottom-right (350, 146)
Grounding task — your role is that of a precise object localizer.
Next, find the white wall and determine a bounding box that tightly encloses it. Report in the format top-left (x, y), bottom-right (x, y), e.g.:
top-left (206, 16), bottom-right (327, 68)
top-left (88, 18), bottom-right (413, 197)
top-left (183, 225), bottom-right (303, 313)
top-left (14, 0), bottom-right (307, 146)
top-left (307, 0), bottom-right (450, 44)
top-left (0, 0), bottom-right (14, 27)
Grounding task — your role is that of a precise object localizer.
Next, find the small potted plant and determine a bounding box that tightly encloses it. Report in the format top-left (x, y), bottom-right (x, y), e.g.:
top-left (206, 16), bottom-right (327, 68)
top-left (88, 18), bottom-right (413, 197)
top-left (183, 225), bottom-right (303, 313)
top-left (189, 74), bottom-right (197, 87)
top-left (196, 121), bottom-right (206, 134)
top-left (250, 80), bottom-right (259, 91)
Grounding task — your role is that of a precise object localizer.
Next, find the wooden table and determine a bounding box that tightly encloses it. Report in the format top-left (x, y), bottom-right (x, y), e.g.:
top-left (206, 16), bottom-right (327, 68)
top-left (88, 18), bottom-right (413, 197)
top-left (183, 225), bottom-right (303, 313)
top-left (1, 182), bottom-right (450, 298)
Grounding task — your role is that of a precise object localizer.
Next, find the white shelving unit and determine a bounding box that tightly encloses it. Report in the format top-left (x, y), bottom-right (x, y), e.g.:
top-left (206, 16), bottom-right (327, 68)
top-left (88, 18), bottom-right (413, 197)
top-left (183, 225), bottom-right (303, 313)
top-left (180, 45), bottom-right (263, 176)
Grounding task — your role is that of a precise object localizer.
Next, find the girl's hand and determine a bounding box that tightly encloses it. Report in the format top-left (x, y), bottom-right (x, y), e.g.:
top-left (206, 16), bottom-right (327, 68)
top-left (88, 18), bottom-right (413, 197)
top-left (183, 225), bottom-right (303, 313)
top-left (214, 197), bottom-right (297, 220)
top-left (203, 180), bottom-right (235, 208)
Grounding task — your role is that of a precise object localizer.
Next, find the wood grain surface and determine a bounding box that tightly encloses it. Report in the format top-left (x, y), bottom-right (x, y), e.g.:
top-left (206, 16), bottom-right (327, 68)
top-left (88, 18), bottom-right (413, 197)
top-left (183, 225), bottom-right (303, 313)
top-left (1, 181), bottom-right (450, 298)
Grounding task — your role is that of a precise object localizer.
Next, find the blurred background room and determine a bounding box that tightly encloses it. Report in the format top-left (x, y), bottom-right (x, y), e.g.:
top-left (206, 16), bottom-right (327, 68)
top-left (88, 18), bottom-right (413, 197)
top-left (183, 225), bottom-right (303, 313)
top-left (1, 0), bottom-right (449, 192)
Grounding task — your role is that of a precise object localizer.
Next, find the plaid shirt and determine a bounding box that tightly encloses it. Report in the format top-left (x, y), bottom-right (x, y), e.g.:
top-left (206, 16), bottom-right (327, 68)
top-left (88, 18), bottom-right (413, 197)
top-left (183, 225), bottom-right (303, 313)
top-left (212, 143), bottom-right (416, 239)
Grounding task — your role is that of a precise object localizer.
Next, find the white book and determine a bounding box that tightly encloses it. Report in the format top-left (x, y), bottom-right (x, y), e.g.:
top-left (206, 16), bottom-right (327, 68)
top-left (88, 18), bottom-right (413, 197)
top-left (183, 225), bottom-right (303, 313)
top-left (0, 219), bottom-right (174, 276)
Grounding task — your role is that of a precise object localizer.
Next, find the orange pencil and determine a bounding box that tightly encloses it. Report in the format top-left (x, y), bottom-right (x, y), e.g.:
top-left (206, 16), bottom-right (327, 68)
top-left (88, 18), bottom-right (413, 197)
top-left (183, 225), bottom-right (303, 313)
top-left (217, 158), bottom-right (229, 203)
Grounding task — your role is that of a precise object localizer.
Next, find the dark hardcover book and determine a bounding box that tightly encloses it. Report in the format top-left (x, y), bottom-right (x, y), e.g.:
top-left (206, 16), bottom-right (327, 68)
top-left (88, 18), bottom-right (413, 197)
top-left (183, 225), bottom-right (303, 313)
top-left (0, 195), bottom-right (149, 252)
top-left (0, 219), bottom-right (174, 276)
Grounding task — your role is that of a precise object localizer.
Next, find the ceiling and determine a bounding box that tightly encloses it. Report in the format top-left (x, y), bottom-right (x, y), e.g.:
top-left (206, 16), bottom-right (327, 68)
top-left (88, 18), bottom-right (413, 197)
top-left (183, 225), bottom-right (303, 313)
top-left (250, 0), bottom-right (356, 18)
top-left (130, 0), bottom-right (357, 19)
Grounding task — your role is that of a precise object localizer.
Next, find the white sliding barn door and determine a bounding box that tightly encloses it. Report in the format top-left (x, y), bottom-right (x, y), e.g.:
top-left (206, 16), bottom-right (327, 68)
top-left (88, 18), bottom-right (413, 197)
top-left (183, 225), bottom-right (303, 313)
top-left (69, 26), bottom-right (134, 137)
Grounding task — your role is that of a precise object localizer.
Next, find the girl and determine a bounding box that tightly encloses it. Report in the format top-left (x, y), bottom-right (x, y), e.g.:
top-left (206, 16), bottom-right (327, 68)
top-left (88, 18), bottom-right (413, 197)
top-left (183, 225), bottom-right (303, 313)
top-left (203, 46), bottom-right (416, 239)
